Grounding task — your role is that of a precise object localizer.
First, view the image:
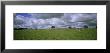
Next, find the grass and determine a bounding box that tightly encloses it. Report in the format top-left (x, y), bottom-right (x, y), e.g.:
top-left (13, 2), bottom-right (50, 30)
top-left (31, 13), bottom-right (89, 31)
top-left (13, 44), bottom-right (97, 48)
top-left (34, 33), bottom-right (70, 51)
top-left (14, 28), bottom-right (97, 40)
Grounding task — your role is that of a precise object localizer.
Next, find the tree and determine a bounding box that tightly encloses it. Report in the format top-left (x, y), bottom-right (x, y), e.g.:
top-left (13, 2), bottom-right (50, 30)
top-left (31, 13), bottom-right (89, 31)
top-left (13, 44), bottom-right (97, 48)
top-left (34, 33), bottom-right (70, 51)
top-left (51, 26), bottom-right (55, 28)
top-left (68, 26), bottom-right (72, 29)
top-left (83, 25), bottom-right (88, 28)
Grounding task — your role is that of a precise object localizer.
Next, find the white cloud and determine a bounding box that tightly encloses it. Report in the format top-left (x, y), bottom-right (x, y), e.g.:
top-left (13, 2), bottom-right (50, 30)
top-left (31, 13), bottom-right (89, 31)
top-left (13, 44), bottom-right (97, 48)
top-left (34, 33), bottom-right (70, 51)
top-left (63, 13), bottom-right (96, 22)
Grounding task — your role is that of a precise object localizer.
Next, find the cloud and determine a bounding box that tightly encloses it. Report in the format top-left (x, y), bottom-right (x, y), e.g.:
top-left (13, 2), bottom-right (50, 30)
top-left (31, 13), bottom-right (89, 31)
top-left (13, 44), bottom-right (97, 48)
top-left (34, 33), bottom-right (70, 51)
top-left (63, 13), bottom-right (96, 22)
top-left (30, 13), bottom-right (63, 19)
top-left (48, 18), bottom-right (66, 25)
top-left (62, 13), bottom-right (97, 28)
top-left (14, 13), bottom-right (97, 29)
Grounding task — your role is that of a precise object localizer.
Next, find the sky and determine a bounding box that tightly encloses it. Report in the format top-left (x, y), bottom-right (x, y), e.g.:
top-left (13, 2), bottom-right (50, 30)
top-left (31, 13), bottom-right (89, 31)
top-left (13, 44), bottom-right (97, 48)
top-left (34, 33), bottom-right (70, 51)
top-left (14, 13), bottom-right (97, 29)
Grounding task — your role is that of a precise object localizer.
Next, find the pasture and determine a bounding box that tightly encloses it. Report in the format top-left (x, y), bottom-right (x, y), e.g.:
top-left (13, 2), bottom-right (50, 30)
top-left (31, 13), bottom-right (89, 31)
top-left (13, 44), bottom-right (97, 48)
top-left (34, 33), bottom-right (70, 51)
top-left (14, 28), bottom-right (97, 40)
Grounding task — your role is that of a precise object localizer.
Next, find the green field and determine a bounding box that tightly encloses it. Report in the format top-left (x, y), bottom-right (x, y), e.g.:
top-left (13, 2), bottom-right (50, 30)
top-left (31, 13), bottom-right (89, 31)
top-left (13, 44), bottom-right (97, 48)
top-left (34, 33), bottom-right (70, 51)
top-left (14, 28), bottom-right (97, 40)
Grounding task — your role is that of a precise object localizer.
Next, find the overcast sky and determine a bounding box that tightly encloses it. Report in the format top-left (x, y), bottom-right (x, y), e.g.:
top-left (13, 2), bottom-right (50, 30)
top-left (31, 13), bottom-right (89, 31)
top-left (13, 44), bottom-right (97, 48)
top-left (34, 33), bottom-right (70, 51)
top-left (14, 13), bottom-right (97, 29)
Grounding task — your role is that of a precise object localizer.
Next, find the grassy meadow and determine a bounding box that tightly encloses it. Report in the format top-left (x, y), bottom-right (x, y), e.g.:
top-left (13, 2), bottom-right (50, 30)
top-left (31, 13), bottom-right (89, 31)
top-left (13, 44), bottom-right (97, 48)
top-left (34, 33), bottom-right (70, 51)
top-left (14, 28), bottom-right (97, 40)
